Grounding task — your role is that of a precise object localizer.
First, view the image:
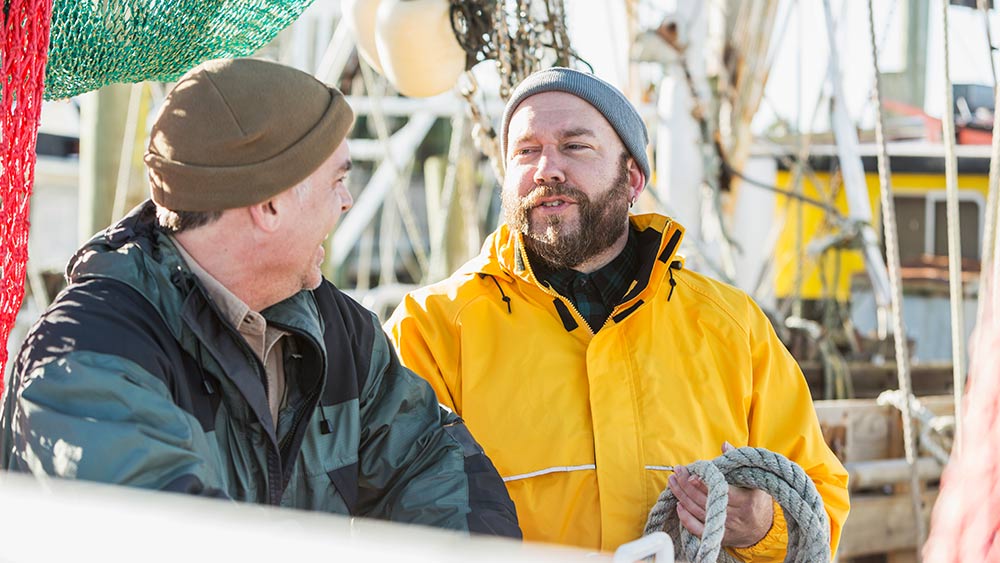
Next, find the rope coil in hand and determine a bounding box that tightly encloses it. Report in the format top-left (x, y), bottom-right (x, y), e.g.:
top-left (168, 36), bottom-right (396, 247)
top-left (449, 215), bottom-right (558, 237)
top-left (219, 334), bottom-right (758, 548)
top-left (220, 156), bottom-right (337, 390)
top-left (642, 447), bottom-right (830, 563)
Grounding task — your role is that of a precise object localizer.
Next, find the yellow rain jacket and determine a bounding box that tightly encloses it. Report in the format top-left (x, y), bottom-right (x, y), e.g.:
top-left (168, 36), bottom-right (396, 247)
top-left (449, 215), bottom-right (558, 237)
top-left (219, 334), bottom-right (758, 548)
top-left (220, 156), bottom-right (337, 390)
top-left (387, 214), bottom-right (849, 560)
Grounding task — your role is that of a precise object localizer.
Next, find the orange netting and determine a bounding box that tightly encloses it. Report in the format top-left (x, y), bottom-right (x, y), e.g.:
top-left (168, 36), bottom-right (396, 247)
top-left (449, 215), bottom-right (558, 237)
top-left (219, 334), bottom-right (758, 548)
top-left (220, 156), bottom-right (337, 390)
top-left (923, 284), bottom-right (1000, 561)
top-left (1, 0), bottom-right (54, 394)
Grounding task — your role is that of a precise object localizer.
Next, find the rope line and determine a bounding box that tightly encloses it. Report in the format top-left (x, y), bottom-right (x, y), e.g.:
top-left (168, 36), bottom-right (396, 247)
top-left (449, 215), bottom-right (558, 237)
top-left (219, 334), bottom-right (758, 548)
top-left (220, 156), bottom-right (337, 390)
top-left (939, 0), bottom-right (968, 455)
top-left (642, 447), bottom-right (830, 563)
top-left (867, 0), bottom-right (927, 557)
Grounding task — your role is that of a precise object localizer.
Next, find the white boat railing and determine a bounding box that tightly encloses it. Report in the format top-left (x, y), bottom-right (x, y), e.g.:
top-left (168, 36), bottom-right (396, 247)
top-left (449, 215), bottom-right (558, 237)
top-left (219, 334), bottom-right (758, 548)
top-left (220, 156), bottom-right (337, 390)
top-left (0, 472), bottom-right (617, 563)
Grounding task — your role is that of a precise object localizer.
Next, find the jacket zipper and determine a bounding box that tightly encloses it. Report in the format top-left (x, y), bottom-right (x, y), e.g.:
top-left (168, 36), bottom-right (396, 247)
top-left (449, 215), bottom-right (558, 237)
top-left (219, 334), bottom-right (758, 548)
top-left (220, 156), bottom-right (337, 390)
top-left (515, 227), bottom-right (676, 334)
top-left (269, 320), bottom-right (325, 493)
top-left (519, 249), bottom-right (599, 335)
top-left (189, 281), bottom-right (284, 505)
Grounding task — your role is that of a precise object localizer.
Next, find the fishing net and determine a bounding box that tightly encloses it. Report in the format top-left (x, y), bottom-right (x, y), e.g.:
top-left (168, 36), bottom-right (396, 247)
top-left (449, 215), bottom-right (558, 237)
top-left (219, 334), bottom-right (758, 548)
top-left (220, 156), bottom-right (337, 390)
top-left (3, 0), bottom-right (316, 386)
top-left (43, 0), bottom-right (317, 100)
top-left (1, 0), bottom-right (55, 392)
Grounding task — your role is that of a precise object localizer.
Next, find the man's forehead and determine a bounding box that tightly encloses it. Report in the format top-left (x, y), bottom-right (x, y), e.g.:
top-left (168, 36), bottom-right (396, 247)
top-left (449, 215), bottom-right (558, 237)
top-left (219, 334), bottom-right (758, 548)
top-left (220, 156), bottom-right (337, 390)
top-left (508, 91), bottom-right (612, 135)
top-left (333, 138), bottom-right (352, 168)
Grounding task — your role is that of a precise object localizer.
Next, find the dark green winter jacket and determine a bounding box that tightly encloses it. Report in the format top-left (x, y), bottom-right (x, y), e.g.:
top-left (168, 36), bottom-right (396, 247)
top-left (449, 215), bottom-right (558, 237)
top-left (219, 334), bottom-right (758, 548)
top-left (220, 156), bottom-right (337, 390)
top-left (0, 201), bottom-right (520, 537)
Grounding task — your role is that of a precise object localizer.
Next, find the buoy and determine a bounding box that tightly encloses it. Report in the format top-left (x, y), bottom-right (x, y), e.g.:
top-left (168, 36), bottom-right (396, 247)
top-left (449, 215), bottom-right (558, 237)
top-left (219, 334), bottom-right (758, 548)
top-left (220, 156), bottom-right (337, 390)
top-left (374, 0), bottom-right (466, 97)
top-left (341, 0), bottom-right (384, 73)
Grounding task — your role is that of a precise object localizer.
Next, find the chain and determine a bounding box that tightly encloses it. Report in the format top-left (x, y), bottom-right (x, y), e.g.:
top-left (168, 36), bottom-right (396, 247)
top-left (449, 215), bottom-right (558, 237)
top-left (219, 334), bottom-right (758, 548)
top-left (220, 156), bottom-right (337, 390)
top-left (447, 0), bottom-right (582, 184)
top-left (458, 72), bottom-right (505, 183)
top-left (449, 0), bottom-right (580, 101)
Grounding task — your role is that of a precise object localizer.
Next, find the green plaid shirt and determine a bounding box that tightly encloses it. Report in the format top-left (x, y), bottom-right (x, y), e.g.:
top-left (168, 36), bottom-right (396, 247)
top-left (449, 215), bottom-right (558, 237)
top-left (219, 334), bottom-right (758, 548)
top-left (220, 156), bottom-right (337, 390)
top-left (532, 228), bottom-right (639, 332)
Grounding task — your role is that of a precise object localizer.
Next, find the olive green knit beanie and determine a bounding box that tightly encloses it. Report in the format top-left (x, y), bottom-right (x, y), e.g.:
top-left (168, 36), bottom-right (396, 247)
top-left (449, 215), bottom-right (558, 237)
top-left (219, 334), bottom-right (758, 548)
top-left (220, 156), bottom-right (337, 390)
top-left (145, 58), bottom-right (354, 212)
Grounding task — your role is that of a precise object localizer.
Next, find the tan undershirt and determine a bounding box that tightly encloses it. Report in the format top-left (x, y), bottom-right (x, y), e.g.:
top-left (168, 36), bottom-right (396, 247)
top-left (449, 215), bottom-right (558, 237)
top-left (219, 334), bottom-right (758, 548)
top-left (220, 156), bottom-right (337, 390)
top-left (171, 236), bottom-right (288, 426)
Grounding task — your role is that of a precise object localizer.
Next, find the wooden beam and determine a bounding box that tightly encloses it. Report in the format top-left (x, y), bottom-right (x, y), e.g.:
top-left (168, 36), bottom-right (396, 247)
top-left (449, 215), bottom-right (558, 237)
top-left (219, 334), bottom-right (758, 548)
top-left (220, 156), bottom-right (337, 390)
top-left (837, 490), bottom-right (937, 558)
top-left (814, 395), bottom-right (953, 462)
top-left (802, 362), bottom-right (955, 400)
top-left (844, 457), bottom-right (943, 491)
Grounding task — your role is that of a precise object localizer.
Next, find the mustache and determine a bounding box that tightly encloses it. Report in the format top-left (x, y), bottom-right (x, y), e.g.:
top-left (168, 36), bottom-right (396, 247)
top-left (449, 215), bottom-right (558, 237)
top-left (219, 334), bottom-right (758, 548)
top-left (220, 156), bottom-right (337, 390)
top-left (521, 184), bottom-right (590, 208)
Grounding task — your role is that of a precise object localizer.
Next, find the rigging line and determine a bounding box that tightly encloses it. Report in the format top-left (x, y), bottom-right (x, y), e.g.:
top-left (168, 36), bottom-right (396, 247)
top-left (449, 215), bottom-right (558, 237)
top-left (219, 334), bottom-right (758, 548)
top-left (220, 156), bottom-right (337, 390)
top-left (940, 0), bottom-right (967, 455)
top-left (856, 0), bottom-right (910, 122)
top-left (979, 0), bottom-right (999, 92)
top-left (794, 0), bottom-right (806, 320)
top-left (754, 125), bottom-right (833, 199)
top-left (763, 0), bottom-right (898, 199)
top-left (868, 0), bottom-right (927, 558)
top-left (112, 82), bottom-right (145, 221)
top-left (748, 170), bottom-right (850, 310)
top-left (980, 0), bottom-right (1000, 326)
top-left (640, 188), bottom-right (733, 283)
top-left (664, 36), bottom-right (742, 264)
top-left (761, 0), bottom-right (797, 79)
top-left (357, 61), bottom-right (430, 275)
top-left (721, 161), bottom-right (843, 218)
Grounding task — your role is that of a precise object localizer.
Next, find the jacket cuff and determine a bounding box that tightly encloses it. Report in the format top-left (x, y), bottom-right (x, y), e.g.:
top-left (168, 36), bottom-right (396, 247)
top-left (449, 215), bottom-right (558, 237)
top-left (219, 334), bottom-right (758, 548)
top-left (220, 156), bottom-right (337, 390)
top-left (730, 499), bottom-right (788, 562)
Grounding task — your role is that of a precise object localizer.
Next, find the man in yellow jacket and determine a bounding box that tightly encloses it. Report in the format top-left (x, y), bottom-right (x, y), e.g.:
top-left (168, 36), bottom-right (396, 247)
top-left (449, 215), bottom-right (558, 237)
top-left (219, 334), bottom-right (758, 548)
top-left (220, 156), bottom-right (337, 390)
top-left (386, 67), bottom-right (849, 561)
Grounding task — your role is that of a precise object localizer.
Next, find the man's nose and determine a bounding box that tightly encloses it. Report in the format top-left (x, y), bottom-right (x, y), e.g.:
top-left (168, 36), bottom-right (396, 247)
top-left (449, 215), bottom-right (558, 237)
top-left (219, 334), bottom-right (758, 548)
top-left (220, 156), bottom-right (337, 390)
top-left (532, 149), bottom-right (566, 185)
top-left (341, 187), bottom-right (354, 212)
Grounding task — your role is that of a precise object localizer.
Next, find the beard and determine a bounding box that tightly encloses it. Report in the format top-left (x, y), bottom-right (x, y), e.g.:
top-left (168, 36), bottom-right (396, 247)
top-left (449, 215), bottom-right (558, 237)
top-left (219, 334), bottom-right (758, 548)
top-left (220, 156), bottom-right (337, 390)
top-left (501, 161), bottom-right (631, 271)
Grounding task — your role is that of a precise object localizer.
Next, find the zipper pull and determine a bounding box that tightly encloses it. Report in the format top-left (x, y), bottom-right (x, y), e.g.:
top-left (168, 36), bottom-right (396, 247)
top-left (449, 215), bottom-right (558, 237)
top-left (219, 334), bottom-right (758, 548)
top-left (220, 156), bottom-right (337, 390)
top-left (319, 409), bottom-right (334, 435)
top-left (195, 343), bottom-right (215, 395)
top-left (667, 261), bottom-right (681, 302)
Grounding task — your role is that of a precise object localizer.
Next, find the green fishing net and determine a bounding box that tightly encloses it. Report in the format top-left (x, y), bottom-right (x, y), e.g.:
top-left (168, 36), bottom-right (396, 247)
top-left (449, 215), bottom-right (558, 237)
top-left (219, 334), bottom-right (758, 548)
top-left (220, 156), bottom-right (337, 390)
top-left (43, 0), bottom-right (317, 100)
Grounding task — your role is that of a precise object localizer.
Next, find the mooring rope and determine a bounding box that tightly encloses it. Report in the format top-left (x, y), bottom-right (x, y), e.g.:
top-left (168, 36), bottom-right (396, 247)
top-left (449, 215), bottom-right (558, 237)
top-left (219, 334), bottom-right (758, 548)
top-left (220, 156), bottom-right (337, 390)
top-left (866, 0), bottom-right (928, 556)
top-left (642, 447), bottom-right (830, 563)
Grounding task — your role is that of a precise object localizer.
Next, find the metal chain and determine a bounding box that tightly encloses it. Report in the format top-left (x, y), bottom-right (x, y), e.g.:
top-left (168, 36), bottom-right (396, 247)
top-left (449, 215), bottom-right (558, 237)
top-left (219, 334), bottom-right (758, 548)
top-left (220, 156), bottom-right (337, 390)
top-left (458, 72), bottom-right (505, 184)
top-left (447, 0), bottom-right (580, 185)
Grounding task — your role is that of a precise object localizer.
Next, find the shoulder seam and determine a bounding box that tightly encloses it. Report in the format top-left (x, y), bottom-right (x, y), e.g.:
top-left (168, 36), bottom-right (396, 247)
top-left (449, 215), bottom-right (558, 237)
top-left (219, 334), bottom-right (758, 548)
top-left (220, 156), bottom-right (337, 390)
top-left (674, 273), bottom-right (750, 339)
top-left (449, 274), bottom-right (506, 326)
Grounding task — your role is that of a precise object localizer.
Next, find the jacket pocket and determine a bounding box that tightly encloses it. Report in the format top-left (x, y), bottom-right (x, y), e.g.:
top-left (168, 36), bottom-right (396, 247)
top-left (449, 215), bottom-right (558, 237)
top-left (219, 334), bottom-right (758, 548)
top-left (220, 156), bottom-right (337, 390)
top-left (326, 462), bottom-right (359, 514)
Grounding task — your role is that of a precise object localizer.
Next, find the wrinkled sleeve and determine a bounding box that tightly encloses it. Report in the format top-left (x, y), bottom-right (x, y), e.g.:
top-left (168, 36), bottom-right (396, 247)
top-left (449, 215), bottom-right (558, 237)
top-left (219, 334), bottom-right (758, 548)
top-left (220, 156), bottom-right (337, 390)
top-left (385, 292), bottom-right (462, 413)
top-left (737, 298), bottom-right (850, 562)
top-left (355, 328), bottom-right (520, 538)
top-left (1, 351), bottom-right (227, 497)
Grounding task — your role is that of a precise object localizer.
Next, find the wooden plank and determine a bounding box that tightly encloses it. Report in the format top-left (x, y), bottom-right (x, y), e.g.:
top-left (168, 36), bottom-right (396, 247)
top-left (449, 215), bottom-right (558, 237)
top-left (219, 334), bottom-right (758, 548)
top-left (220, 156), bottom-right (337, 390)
top-left (814, 395), bottom-right (953, 462)
top-left (837, 490), bottom-right (937, 559)
top-left (815, 399), bottom-right (892, 462)
top-left (802, 362), bottom-right (955, 400)
top-left (887, 552), bottom-right (920, 563)
top-left (844, 457), bottom-right (943, 491)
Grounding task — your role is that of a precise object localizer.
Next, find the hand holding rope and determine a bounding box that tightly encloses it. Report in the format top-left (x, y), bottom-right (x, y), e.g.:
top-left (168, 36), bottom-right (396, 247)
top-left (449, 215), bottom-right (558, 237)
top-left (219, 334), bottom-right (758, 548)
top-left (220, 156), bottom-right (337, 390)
top-left (643, 447), bottom-right (830, 563)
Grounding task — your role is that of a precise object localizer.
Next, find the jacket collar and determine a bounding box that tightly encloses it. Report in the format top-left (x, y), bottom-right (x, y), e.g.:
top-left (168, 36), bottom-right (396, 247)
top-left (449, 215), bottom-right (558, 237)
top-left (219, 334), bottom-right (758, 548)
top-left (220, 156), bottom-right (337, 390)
top-left (462, 213), bottom-right (686, 298)
top-left (65, 200), bottom-right (326, 351)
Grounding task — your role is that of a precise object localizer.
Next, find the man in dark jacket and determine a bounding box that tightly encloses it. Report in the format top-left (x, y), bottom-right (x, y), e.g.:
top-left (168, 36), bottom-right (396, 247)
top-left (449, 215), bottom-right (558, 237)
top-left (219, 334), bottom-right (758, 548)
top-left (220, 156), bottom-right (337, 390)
top-left (0, 57), bottom-right (520, 537)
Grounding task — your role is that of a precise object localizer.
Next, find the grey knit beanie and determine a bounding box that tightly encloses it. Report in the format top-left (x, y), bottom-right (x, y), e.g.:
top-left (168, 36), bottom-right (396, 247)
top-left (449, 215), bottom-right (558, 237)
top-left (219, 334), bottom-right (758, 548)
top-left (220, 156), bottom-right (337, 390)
top-left (500, 67), bottom-right (650, 186)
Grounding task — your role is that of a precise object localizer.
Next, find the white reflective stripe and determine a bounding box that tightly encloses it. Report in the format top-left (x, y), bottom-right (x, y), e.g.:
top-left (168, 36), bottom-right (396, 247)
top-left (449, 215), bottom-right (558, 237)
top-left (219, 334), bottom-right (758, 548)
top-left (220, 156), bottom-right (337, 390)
top-left (501, 464), bottom-right (597, 482)
top-left (645, 465), bottom-right (676, 471)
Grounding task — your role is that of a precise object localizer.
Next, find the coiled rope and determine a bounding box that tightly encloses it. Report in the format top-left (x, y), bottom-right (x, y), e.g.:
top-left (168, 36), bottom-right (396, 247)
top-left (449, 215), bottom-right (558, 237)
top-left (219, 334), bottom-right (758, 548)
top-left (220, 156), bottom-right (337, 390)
top-left (642, 447), bottom-right (830, 563)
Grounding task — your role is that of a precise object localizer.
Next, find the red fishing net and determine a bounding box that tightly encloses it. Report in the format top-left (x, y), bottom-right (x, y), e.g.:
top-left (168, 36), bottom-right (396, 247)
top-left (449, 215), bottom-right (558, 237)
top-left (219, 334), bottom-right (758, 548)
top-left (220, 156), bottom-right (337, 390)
top-left (923, 284), bottom-right (1000, 561)
top-left (1, 0), bottom-right (55, 394)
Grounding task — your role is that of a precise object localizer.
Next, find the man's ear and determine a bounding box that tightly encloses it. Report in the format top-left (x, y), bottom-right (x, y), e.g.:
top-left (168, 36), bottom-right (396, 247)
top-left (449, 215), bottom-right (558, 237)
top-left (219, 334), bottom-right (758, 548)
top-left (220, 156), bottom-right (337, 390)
top-left (247, 198), bottom-right (281, 233)
top-left (627, 157), bottom-right (646, 202)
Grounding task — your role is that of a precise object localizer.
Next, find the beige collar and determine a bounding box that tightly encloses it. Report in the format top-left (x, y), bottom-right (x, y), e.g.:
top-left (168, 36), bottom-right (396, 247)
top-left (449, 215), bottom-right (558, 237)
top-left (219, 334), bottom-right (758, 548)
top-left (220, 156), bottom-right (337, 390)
top-left (170, 235), bottom-right (256, 330)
